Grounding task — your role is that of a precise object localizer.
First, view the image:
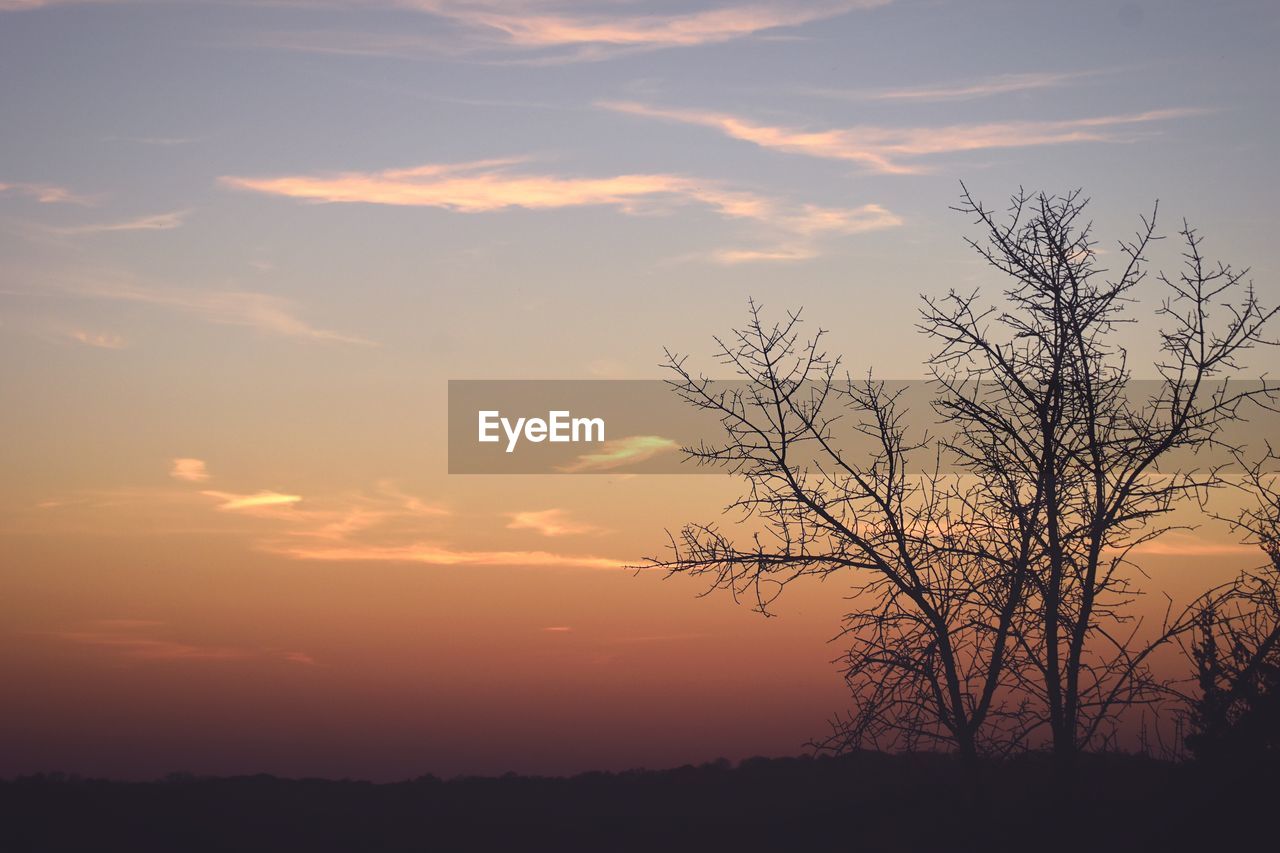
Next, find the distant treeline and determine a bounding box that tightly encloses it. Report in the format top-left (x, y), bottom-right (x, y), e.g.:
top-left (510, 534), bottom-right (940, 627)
top-left (3, 751), bottom-right (1277, 852)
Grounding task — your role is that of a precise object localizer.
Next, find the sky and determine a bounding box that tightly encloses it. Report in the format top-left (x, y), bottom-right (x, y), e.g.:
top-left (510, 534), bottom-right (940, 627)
top-left (1, 0), bottom-right (1279, 781)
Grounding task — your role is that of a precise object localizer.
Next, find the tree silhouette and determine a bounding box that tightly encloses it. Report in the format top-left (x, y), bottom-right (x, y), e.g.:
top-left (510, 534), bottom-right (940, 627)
top-left (646, 186), bottom-right (1277, 779)
top-left (1183, 449), bottom-right (1280, 764)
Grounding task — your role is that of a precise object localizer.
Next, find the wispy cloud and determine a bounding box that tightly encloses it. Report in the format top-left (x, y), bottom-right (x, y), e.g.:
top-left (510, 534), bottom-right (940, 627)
top-left (172, 478), bottom-right (452, 537)
top-left (807, 70), bottom-right (1106, 103)
top-left (0, 181), bottom-right (94, 205)
top-left (265, 540), bottom-right (626, 569)
top-left (557, 435), bottom-right (679, 473)
top-left (252, 480), bottom-right (452, 539)
top-left (52, 209), bottom-right (189, 235)
top-left (222, 157), bottom-right (752, 215)
top-left (16, 1), bottom-right (886, 63)
top-left (710, 246), bottom-right (813, 263)
top-left (68, 329), bottom-right (127, 349)
top-left (170, 458), bottom-right (210, 483)
top-left (203, 489), bottom-right (303, 512)
top-left (168, 470), bottom-right (621, 569)
top-left (0, 1), bottom-right (94, 9)
top-left (48, 619), bottom-right (317, 666)
top-left (1123, 533), bottom-right (1259, 558)
top-left (55, 275), bottom-right (372, 344)
top-left (252, 1), bottom-right (890, 64)
top-left (24, 474), bottom-right (622, 572)
top-left (601, 101), bottom-right (1203, 175)
top-left (707, 202), bottom-right (901, 263)
top-left (22, 487), bottom-right (210, 518)
top-left (53, 623), bottom-right (244, 661)
top-left (506, 508), bottom-right (601, 537)
top-left (429, 1), bottom-right (885, 48)
top-left (233, 484), bottom-right (623, 568)
top-left (222, 158), bottom-right (899, 262)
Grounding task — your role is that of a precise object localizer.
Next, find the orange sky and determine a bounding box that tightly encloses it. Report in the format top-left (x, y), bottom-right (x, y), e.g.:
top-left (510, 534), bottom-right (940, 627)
top-left (2, 0), bottom-right (1278, 780)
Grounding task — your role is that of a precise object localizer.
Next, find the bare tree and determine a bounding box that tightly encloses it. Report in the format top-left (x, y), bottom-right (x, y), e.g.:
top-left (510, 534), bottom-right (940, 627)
top-left (645, 186), bottom-right (1276, 778)
top-left (928, 186), bottom-right (1277, 775)
top-left (1181, 449), bottom-right (1280, 763)
top-left (649, 304), bottom-right (1036, 764)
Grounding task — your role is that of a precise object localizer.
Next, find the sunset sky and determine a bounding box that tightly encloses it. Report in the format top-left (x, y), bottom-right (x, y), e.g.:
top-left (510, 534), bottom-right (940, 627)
top-left (2, 0), bottom-right (1279, 781)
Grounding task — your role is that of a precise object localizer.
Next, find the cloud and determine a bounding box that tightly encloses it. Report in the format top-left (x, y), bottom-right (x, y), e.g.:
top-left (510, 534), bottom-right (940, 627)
top-left (601, 101), bottom-right (1203, 175)
top-left (817, 70), bottom-right (1106, 103)
top-left (222, 158), bottom-right (899, 262)
top-left (170, 457), bottom-right (210, 483)
top-left (21, 487), bottom-right (212, 519)
top-left (248, 1), bottom-right (890, 64)
top-left (557, 435), bottom-right (679, 473)
top-left (182, 476), bottom-right (587, 570)
top-left (0, 1), bottom-right (85, 9)
top-left (139, 478), bottom-right (450, 539)
top-left (68, 329), bottom-right (127, 349)
top-left (222, 158), bottom-right (750, 215)
top-left (709, 246), bottom-right (814, 263)
top-left (53, 627), bottom-right (246, 661)
top-left (264, 540), bottom-right (626, 569)
top-left (48, 619), bottom-right (316, 666)
top-left (506, 508), bottom-right (600, 537)
top-left (280, 651), bottom-right (319, 666)
top-left (2, 0), bottom-right (167, 10)
top-left (203, 489), bottom-right (303, 512)
top-left (23, 475), bottom-right (622, 572)
top-left (705, 202), bottom-right (900, 263)
top-left (423, 0), bottom-right (887, 56)
top-left (263, 480), bottom-right (451, 541)
top-left (184, 477), bottom-right (621, 569)
top-left (53, 210), bottom-right (189, 235)
top-left (17, 1), bottom-right (883, 64)
top-left (58, 275), bottom-right (372, 344)
top-left (542, 626), bottom-right (573, 633)
top-left (0, 181), bottom-right (94, 205)
top-left (1123, 533), bottom-right (1259, 558)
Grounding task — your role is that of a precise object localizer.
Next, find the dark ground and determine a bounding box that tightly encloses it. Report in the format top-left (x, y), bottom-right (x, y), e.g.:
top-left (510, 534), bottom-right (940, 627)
top-left (2, 751), bottom-right (1276, 852)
